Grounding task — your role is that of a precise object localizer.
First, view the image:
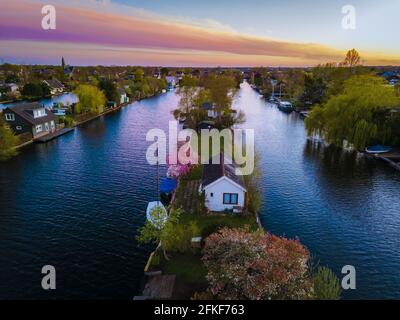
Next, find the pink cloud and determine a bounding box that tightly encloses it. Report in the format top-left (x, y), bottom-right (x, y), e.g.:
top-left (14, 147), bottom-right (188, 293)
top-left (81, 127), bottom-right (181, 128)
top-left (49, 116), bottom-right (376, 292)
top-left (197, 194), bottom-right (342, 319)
top-left (1, 0), bottom-right (399, 66)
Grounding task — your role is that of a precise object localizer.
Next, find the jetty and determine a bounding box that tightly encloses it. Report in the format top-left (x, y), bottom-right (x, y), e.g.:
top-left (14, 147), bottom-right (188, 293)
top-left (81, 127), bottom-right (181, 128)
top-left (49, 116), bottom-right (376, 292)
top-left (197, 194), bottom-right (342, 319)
top-left (34, 127), bottom-right (74, 143)
top-left (373, 150), bottom-right (400, 171)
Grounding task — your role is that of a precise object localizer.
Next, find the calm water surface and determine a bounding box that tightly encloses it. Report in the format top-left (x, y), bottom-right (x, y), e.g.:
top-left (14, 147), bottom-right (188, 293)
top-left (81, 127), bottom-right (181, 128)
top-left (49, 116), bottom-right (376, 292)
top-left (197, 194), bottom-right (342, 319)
top-left (235, 82), bottom-right (400, 299)
top-left (0, 83), bottom-right (399, 299)
top-left (0, 93), bottom-right (78, 110)
top-left (0, 92), bottom-right (175, 299)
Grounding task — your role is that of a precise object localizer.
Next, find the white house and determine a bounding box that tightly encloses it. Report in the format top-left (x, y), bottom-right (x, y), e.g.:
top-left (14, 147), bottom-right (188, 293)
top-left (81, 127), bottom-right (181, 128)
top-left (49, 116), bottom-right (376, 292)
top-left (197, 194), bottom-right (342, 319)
top-left (201, 102), bottom-right (219, 119)
top-left (6, 83), bottom-right (19, 93)
top-left (118, 88), bottom-right (129, 104)
top-left (199, 155), bottom-right (247, 213)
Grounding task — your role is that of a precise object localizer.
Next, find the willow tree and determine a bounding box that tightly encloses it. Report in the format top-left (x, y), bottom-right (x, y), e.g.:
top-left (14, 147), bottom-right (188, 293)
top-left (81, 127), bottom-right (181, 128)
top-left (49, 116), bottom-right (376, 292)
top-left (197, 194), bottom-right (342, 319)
top-left (305, 75), bottom-right (400, 150)
top-left (0, 117), bottom-right (18, 161)
top-left (74, 84), bottom-right (106, 114)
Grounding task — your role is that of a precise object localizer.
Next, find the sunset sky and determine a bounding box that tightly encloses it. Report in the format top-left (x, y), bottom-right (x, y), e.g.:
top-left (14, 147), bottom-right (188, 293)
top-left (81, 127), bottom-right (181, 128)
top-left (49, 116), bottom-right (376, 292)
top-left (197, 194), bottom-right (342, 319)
top-left (0, 0), bottom-right (399, 66)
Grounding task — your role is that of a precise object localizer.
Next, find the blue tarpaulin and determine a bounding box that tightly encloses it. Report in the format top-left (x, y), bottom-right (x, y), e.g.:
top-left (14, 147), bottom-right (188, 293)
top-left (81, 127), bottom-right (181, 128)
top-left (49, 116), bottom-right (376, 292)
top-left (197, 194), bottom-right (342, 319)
top-left (160, 178), bottom-right (178, 193)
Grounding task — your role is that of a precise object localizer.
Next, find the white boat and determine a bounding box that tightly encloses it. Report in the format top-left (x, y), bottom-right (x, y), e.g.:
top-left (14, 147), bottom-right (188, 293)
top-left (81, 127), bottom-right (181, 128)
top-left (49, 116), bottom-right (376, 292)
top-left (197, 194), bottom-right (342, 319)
top-left (146, 201), bottom-right (167, 229)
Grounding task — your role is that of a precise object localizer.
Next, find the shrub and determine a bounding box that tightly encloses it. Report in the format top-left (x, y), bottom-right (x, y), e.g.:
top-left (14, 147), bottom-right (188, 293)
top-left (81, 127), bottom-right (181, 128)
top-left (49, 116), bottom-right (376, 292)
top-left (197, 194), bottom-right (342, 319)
top-left (313, 267), bottom-right (342, 300)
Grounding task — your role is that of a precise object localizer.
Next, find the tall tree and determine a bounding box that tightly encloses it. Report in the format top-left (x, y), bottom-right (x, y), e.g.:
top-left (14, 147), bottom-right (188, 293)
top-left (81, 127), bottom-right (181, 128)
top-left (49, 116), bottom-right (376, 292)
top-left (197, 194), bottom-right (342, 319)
top-left (305, 75), bottom-right (400, 149)
top-left (98, 79), bottom-right (118, 102)
top-left (74, 84), bottom-right (106, 114)
top-left (342, 48), bottom-right (361, 68)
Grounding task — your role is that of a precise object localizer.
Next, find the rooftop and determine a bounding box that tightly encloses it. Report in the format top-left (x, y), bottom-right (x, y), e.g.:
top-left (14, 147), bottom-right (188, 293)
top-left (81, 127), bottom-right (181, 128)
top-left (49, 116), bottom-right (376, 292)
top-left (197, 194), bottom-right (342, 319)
top-left (202, 154), bottom-right (246, 189)
top-left (6, 102), bottom-right (57, 125)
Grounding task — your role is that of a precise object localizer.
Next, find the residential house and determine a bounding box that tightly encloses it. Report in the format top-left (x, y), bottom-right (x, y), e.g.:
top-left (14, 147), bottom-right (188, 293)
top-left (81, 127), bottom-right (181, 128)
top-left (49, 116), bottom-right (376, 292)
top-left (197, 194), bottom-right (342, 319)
top-left (175, 71), bottom-right (184, 80)
top-left (6, 83), bottom-right (19, 93)
top-left (199, 155), bottom-right (247, 213)
top-left (64, 65), bottom-right (74, 78)
top-left (202, 102), bottom-right (219, 119)
top-left (118, 88), bottom-right (129, 104)
top-left (3, 102), bottom-right (58, 139)
top-left (43, 79), bottom-right (65, 95)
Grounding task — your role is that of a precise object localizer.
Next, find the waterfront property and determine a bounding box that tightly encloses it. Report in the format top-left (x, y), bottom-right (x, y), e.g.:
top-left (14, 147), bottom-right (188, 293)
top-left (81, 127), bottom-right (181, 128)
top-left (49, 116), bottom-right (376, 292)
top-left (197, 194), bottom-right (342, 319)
top-left (199, 155), bottom-right (247, 213)
top-left (2, 102), bottom-right (57, 139)
top-left (43, 79), bottom-right (65, 95)
top-left (201, 102), bottom-right (218, 119)
top-left (118, 88), bottom-right (129, 105)
top-left (1, 83), bottom-right (400, 299)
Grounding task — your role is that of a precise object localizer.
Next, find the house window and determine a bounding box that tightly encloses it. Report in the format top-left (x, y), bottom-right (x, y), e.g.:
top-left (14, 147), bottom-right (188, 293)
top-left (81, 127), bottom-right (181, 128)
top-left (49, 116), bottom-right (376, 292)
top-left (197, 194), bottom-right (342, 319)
top-left (34, 108), bottom-right (46, 118)
top-left (36, 124), bottom-right (43, 132)
top-left (223, 193), bottom-right (238, 205)
top-left (16, 126), bottom-right (22, 131)
top-left (210, 192), bottom-right (214, 197)
top-left (5, 113), bottom-right (15, 121)
top-left (45, 122), bottom-right (49, 131)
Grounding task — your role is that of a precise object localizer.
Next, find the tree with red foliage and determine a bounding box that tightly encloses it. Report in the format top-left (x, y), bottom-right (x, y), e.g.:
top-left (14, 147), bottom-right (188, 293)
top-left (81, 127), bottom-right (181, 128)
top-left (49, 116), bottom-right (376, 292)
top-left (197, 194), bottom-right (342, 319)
top-left (202, 227), bottom-right (313, 300)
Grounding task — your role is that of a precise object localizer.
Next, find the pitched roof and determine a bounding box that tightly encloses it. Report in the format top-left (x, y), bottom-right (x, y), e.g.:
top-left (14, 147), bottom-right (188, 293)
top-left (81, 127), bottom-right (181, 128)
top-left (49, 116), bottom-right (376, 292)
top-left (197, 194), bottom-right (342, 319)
top-left (7, 102), bottom-right (57, 125)
top-left (43, 79), bottom-right (64, 89)
top-left (202, 154), bottom-right (246, 190)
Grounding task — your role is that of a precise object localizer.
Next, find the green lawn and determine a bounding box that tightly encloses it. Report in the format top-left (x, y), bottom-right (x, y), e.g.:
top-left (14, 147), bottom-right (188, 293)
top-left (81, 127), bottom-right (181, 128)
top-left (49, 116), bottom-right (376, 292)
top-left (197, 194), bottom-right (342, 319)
top-left (161, 165), bottom-right (260, 298)
top-left (162, 252), bottom-right (208, 299)
top-left (163, 252), bottom-right (206, 283)
top-left (180, 211), bottom-right (259, 238)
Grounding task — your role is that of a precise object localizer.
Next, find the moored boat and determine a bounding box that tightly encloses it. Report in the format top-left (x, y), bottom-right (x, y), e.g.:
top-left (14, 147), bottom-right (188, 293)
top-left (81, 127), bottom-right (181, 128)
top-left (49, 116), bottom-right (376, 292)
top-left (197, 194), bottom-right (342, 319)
top-left (278, 101), bottom-right (294, 113)
top-left (146, 201), bottom-right (167, 229)
top-left (365, 145), bottom-right (392, 154)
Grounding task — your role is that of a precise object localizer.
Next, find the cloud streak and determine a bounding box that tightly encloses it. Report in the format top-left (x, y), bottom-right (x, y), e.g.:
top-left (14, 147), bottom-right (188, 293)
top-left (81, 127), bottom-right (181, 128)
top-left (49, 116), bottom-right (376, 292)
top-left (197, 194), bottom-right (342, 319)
top-left (1, 0), bottom-right (399, 66)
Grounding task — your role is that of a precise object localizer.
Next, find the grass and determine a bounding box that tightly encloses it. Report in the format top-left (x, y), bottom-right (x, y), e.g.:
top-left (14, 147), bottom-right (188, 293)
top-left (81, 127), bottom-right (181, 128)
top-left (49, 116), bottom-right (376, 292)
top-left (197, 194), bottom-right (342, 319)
top-left (161, 165), bottom-right (260, 298)
top-left (180, 211), bottom-right (259, 238)
top-left (163, 252), bottom-right (206, 283)
top-left (162, 252), bottom-right (208, 299)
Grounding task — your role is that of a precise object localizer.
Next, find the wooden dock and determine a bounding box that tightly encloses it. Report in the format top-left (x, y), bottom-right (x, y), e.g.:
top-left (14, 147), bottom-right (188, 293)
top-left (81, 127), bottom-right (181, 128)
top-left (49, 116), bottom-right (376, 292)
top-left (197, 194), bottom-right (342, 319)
top-left (34, 127), bottom-right (75, 143)
top-left (373, 150), bottom-right (400, 172)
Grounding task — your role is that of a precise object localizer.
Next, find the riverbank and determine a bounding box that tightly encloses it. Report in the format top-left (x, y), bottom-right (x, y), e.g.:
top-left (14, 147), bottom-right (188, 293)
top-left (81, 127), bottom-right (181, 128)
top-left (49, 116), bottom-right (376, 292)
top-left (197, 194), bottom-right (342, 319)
top-left (1, 84), bottom-right (400, 299)
top-left (138, 164), bottom-right (259, 299)
top-left (8, 91), bottom-right (167, 152)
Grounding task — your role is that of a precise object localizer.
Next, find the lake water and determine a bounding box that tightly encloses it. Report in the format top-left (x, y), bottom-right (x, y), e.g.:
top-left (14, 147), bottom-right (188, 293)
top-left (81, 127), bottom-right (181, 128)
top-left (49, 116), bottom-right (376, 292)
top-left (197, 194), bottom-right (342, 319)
top-left (0, 83), bottom-right (399, 299)
top-left (0, 93), bottom-right (78, 110)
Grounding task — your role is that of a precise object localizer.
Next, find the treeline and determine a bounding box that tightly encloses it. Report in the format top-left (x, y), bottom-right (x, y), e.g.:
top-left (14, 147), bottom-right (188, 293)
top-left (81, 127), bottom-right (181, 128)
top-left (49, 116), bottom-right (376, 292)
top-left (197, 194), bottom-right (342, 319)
top-left (173, 74), bottom-right (245, 131)
top-left (128, 68), bottom-right (167, 100)
top-left (251, 49), bottom-right (400, 150)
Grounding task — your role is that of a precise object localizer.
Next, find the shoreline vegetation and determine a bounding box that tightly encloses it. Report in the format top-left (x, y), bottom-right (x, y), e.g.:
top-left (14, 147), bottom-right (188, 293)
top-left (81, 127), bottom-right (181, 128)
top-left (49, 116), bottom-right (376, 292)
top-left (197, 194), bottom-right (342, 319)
top-left (0, 65), bottom-right (169, 160)
top-left (136, 74), bottom-right (341, 300)
top-left (248, 49), bottom-right (400, 152)
top-left (1, 50), bottom-right (399, 299)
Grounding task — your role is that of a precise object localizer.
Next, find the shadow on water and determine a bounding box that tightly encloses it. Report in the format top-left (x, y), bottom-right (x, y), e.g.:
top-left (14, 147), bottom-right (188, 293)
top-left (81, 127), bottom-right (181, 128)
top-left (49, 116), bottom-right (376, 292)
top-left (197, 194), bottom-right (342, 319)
top-left (236, 82), bottom-right (400, 299)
